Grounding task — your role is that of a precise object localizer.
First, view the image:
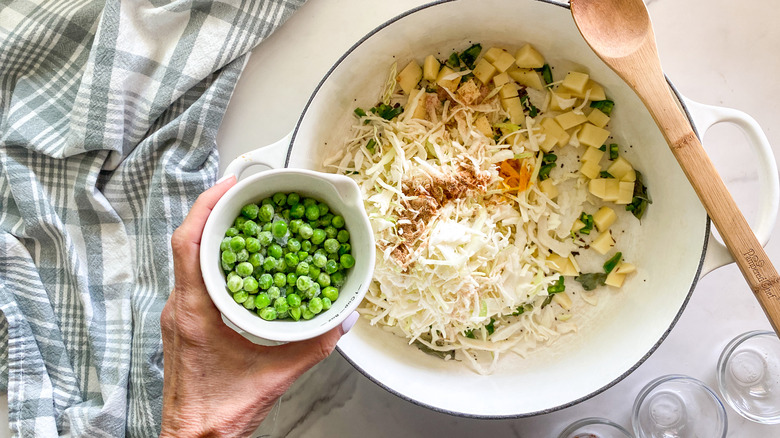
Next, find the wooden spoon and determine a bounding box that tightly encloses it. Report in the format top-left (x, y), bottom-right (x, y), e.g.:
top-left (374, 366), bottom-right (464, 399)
top-left (570, 0), bottom-right (780, 334)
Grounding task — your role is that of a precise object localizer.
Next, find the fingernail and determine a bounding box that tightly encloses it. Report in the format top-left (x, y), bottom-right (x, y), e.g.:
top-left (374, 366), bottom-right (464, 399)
top-left (216, 173), bottom-right (236, 184)
top-left (341, 311), bottom-right (359, 334)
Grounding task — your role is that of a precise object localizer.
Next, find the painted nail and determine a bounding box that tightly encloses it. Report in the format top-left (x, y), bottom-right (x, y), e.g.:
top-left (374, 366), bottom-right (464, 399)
top-left (216, 173), bottom-right (236, 184)
top-left (341, 311), bottom-right (359, 334)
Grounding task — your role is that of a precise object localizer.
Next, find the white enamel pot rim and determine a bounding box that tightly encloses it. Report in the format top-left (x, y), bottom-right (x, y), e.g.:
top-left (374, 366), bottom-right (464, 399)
top-left (224, 0), bottom-right (779, 418)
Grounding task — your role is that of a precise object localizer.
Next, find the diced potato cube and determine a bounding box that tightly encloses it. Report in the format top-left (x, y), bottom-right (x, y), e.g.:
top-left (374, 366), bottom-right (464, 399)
top-left (472, 58), bottom-right (497, 85)
top-left (561, 71), bottom-right (590, 94)
top-left (483, 47), bottom-right (505, 64)
top-left (502, 97), bottom-right (525, 125)
top-left (539, 135), bottom-right (558, 153)
top-left (587, 108), bottom-right (611, 128)
top-left (514, 44), bottom-right (545, 69)
top-left (581, 146), bottom-right (604, 163)
top-left (617, 181), bottom-right (635, 204)
top-left (621, 168), bottom-right (636, 182)
top-left (539, 178), bottom-right (558, 200)
top-left (553, 292), bottom-right (573, 310)
top-left (593, 206), bottom-right (617, 232)
top-left (406, 89), bottom-right (427, 120)
top-left (547, 253), bottom-right (569, 272)
top-left (580, 160), bottom-right (601, 179)
top-left (436, 66), bottom-right (461, 92)
top-left (423, 55), bottom-right (441, 82)
top-left (578, 123), bottom-right (611, 148)
top-left (603, 178), bottom-right (620, 202)
top-left (615, 263), bottom-right (636, 274)
top-left (605, 270), bottom-right (626, 287)
top-left (555, 111), bottom-right (588, 130)
top-left (568, 80), bottom-right (607, 101)
top-left (607, 156), bottom-right (634, 180)
top-left (474, 115), bottom-right (493, 137)
top-left (589, 178), bottom-right (607, 198)
top-left (397, 60), bottom-right (423, 95)
top-left (508, 68), bottom-right (544, 90)
top-left (492, 50), bottom-right (516, 73)
top-left (499, 82), bottom-right (520, 99)
top-left (541, 118), bottom-right (570, 146)
top-left (591, 231), bottom-right (615, 255)
top-left (548, 90), bottom-right (575, 111)
top-left (571, 219), bottom-right (586, 233)
top-left (492, 72), bottom-right (511, 88)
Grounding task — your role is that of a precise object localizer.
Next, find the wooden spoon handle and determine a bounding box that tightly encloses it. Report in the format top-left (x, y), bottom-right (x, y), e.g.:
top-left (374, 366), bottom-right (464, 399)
top-left (636, 66), bottom-right (780, 333)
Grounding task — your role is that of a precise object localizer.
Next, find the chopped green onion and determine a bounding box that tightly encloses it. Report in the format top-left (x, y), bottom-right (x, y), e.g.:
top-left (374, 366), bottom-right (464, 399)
top-left (464, 329), bottom-right (475, 339)
top-left (370, 102), bottom-right (404, 120)
top-left (536, 64), bottom-right (553, 85)
top-left (590, 99), bottom-right (615, 116)
top-left (609, 143), bottom-right (619, 160)
top-left (447, 52), bottom-right (460, 69)
top-left (600, 171), bottom-right (614, 179)
top-left (485, 318), bottom-right (496, 335)
top-left (626, 170), bottom-right (651, 220)
top-left (354, 107), bottom-right (367, 118)
top-left (458, 44), bottom-right (482, 69)
top-left (575, 273), bottom-right (608, 291)
top-left (366, 138), bottom-right (377, 152)
top-left (520, 94), bottom-right (539, 117)
top-left (603, 252), bottom-right (622, 274)
top-left (579, 212), bottom-right (595, 235)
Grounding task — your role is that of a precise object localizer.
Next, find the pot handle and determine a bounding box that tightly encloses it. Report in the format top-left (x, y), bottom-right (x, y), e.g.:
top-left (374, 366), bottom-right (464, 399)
top-left (222, 132), bottom-right (292, 178)
top-left (681, 97), bottom-right (780, 275)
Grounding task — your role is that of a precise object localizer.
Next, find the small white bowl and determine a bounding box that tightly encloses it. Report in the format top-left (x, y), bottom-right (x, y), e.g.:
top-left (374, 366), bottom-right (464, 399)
top-left (200, 167), bottom-right (375, 343)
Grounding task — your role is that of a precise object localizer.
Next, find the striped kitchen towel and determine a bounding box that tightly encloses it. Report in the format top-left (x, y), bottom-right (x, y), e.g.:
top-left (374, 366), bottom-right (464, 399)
top-left (0, 0), bottom-right (305, 435)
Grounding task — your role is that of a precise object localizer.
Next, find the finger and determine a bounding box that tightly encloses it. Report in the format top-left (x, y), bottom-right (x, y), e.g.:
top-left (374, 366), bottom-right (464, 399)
top-left (171, 175), bottom-right (236, 281)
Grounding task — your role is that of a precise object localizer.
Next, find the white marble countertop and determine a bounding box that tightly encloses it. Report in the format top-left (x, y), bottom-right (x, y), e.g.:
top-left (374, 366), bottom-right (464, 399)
top-left (4, 0), bottom-right (778, 436)
top-left (217, 0), bottom-right (780, 437)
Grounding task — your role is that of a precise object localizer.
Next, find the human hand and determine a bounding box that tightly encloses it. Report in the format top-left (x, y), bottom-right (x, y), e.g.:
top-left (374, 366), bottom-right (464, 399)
top-left (160, 175), bottom-right (358, 438)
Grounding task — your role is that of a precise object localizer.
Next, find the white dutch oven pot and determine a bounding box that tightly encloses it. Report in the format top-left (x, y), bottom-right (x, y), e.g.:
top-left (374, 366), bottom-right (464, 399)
top-left (223, 0), bottom-right (779, 417)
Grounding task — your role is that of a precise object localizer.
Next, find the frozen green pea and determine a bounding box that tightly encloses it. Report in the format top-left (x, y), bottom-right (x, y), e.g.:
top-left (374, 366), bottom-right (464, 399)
top-left (282, 209), bottom-right (290, 220)
top-left (318, 213), bottom-right (333, 227)
top-left (255, 293), bottom-right (271, 309)
top-left (309, 297), bottom-right (323, 314)
top-left (235, 262), bottom-right (253, 277)
top-left (273, 193), bottom-right (287, 206)
top-left (298, 251), bottom-right (309, 261)
top-left (248, 252), bottom-right (264, 268)
top-left (277, 310), bottom-right (289, 320)
top-left (290, 204), bottom-right (305, 219)
top-left (284, 252), bottom-right (299, 268)
top-left (302, 306), bottom-right (315, 320)
top-left (317, 272), bottom-right (331, 287)
top-left (274, 258), bottom-right (286, 272)
top-left (261, 198), bottom-right (273, 205)
top-left (341, 254), bottom-right (355, 269)
top-left (233, 291), bottom-right (249, 304)
top-left (301, 240), bottom-right (312, 252)
top-left (311, 229), bottom-right (326, 245)
top-left (318, 203), bottom-right (329, 217)
top-left (258, 204), bottom-right (274, 222)
top-left (313, 253), bottom-right (328, 268)
top-left (309, 265), bottom-right (322, 279)
top-left (243, 296), bottom-right (257, 310)
top-left (338, 243), bottom-right (351, 256)
top-left (273, 272), bottom-right (286, 288)
top-left (245, 237), bottom-right (261, 253)
top-left (227, 275), bottom-right (244, 292)
top-left (258, 231), bottom-right (273, 246)
top-left (221, 261), bottom-right (234, 272)
top-left (229, 236), bottom-right (246, 252)
top-left (221, 250), bottom-right (237, 265)
top-left (220, 237), bottom-right (232, 252)
top-left (299, 223), bottom-right (313, 239)
top-left (332, 215), bottom-right (345, 229)
top-left (235, 249), bottom-right (249, 262)
top-left (296, 262), bottom-right (310, 276)
top-left (331, 271), bottom-right (345, 287)
top-left (309, 283), bottom-right (321, 298)
top-left (268, 244), bottom-right (283, 259)
top-left (322, 286), bottom-right (339, 302)
top-left (303, 198), bottom-right (317, 207)
top-left (234, 217), bottom-right (247, 229)
top-left (325, 260), bottom-right (339, 274)
top-left (325, 226), bottom-right (338, 239)
top-left (243, 276), bottom-right (258, 292)
top-left (241, 203), bottom-right (259, 219)
top-left (242, 220), bottom-right (259, 237)
top-left (272, 220), bottom-right (288, 238)
top-left (268, 286), bottom-right (281, 301)
top-left (296, 275), bottom-right (313, 292)
top-left (287, 193), bottom-right (300, 206)
top-left (305, 204), bottom-right (320, 221)
top-left (274, 297), bottom-right (289, 314)
top-left (290, 219), bottom-right (303, 234)
top-left (259, 273), bottom-right (273, 290)
top-left (289, 306), bottom-right (302, 321)
top-left (287, 238), bottom-right (301, 253)
top-left (286, 293), bottom-right (302, 308)
top-left (321, 297), bottom-right (332, 310)
top-left (327, 252), bottom-right (338, 261)
top-left (324, 238), bottom-right (340, 254)
top-left (262, 256), bottom-right (276, 271)
top-left (225, 227), bottom-right (240, 237)
top-left (287, 272), bottom-right (298, 286)
top-left (258, 307), bottom-right (277, 321)
top-left (262, 223), bottom-right (272, 232)
top-left (337, 229), bottom-right (350, 243)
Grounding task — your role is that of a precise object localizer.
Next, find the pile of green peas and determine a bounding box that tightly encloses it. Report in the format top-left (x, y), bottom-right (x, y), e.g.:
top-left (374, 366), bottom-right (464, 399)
top-left (219, 192), bottom-right (355, 321)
